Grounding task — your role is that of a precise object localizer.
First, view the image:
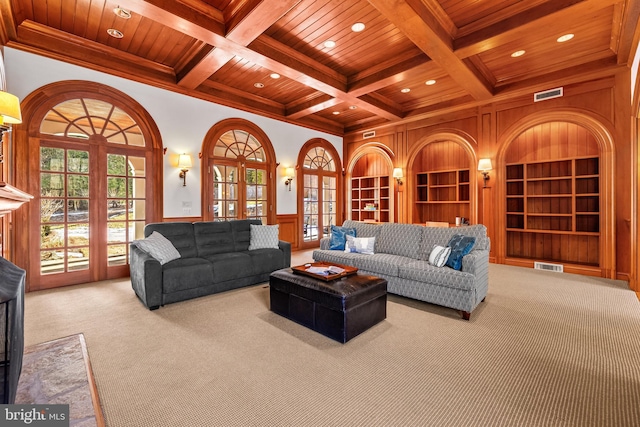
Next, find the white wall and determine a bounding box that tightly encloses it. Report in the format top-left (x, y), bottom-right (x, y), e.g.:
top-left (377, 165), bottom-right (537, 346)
top-left (5, 48), bottom-right (342, 217)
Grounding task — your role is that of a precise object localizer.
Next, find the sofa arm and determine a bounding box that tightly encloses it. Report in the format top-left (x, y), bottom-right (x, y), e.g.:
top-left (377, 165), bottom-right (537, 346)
top-left (278, 240), bottom-right (292, 267)
top-left (129, 244), bottom-right (163, 310)
top-left (461, 249), bottom-right (489, 302)
top-left (320, 237), bottom-right (331, 250)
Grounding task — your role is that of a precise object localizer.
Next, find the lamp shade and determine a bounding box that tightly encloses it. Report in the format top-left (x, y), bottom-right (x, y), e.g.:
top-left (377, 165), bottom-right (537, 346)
top-left (285, 167), bottom-right (295, 178)
top-left (392, 167), bottom-right (403, 179)
top-left (478, 158), bottom-right (493, 171)
top-left (178, 154), bottom-right (192, 169)
top-left (0, 91), bottom-right (22, 125)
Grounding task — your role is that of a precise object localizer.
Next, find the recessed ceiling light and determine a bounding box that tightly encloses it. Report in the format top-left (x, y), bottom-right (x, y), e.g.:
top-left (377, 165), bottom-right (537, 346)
top-left (351, 22), bottom-right (365, 32)
top-left (425, 80), bottom-right (436, 85)
top-left (324, 40), bottom-right (336, 49)
top-left (557, 34), bottom-right (574, 43)
top-left (113, 6), bottom-right (132, 19)
top-left (349, 105), bottom-right (357, 110)
top-left (401, 88), bottom-right (411, 93)
top-left (107, 29), bottom-right (124, 39)
top-left (254, 82), bottom-right (264, 88)
top-left (511, 50), bottom-right (526, 58)
top-left (332, 111), bottom-right (340, 115)
top-left (270, 73), bottom-right (281, 79)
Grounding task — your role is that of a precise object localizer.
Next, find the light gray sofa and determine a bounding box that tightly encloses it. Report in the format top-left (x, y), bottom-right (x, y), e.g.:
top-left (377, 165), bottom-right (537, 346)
top-left (130, 219), bottom-right (291, 310)
top-left (312, 220), bottom-right (489, 320)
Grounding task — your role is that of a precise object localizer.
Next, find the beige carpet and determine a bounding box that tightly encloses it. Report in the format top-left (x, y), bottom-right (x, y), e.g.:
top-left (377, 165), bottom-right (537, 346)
top-left (23, 263), bottom-right (640, 426)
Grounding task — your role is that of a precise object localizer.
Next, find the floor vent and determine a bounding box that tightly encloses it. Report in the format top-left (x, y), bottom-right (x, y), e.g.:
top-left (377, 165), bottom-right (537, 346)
top-left (534, 261), bottom-right (564, 273)
top-left (534, 87), bottom-right (563, 102)
top-left (363, 130), bottom-right (375, 139)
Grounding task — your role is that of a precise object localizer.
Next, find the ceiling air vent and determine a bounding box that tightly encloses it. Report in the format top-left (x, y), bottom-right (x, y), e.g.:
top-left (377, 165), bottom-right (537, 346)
top-left (534, 261), bottom-right (564, 273)
top-left (534, 87), bottom-right (563, 102)
top-left (363, 130), bottom-right (376, 139)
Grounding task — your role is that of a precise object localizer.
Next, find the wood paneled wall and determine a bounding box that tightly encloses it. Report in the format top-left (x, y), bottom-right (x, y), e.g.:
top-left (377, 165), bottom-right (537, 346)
top-left (343, 75), bottom-right (632, 283)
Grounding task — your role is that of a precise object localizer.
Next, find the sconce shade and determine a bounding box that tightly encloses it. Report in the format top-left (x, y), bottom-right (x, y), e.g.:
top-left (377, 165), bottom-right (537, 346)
top-left (478, 158), bottom-right (493, 171)
top-left (285, 167), bottom-right (295, 178)
top-left (0, 91), bottom-right (22, 125)
top-left (392, 168), bottom-right (403, 179)
top-left (178, 154), bottom-right (192, 169)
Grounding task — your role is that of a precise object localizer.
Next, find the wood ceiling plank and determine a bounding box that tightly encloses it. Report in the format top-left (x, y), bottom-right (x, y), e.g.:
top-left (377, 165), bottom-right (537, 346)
top-left (367, 0), bottom-right (493, 100)
top-left (286, 95), bottom-right (340, 119)
top-left (179, 0), bottom-right (301, 89)
top-left (0, 0), bottom-right (17, 42)
top-left (348, 54), bottom-right (431, 97)
top-left (454, 0), bottom-right (619, 58)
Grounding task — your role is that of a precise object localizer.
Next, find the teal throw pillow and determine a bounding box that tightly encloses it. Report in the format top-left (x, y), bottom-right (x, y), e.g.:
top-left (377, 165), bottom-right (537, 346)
top-left (445, 234), bottom-right (476, 270)
top-left (329, 225), bottom-right (356, 250)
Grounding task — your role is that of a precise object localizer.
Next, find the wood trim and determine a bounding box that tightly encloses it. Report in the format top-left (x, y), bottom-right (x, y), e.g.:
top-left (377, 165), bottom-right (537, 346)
top-left (504, 258), bottom-right (603, 277)
top-left (78, 333), bottom-right (105, 427)
top-left (164, 216), bottom-right (203, 223)
top-left (276, 214), bottom-right (299, 251)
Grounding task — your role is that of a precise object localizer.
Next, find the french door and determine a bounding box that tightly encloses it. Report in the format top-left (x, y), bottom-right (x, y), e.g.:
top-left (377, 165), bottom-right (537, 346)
top-left (36, 142), bottom-right (148, 287)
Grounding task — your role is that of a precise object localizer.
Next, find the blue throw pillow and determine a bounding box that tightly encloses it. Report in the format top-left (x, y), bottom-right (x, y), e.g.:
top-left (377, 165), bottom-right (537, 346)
top-left (445, 234), bottom-right (476, 270)
top-left (329, 225), bottom-right (356, 250)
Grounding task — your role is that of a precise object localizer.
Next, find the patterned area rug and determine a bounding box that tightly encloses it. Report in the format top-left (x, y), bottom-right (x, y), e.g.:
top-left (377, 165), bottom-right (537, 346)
top-left (16, 334), bottom-right (104, 427)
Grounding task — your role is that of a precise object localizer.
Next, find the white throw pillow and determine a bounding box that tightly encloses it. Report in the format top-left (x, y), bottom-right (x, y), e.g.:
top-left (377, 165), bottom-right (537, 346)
top-left (428, 245), bottom-right (451, 267)
top-left (133, 231), bottom-right (181, 265)
top-left (249, 224), bottom-right (280, 250)
top-left (344, 235), bottom-right (375, 254)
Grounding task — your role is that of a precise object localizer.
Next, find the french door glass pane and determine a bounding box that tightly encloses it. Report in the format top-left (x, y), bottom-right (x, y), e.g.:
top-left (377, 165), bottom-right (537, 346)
top-left (213, 165), bottom-right (238, 221)
top-left (246, 167), bottom-right (267, 223)
top-left (323, 177), bottom-right (336, 237)
top-left (40, 147), bottom-right (90, 274)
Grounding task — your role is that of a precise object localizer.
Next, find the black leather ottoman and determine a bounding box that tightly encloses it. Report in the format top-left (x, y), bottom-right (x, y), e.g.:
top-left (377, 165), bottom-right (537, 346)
top-left (269, 269), bottom-right (387, 343)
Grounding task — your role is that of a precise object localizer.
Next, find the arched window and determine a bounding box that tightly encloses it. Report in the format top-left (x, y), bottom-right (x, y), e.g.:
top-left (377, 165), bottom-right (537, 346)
top-left (14, 82), bottom-right (162, 290)
top-left (202, 120), bottom-right (276, 224)
top-left (297, 139), bottom-right (342, 248)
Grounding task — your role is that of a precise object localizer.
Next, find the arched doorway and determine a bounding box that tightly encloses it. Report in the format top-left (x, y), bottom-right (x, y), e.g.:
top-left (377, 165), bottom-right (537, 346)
top-left (13, 81), bottom-right (163, 290)
top-left (297, 139), bottom-right (342, 248)
top-left (201, 119), bottom-right (276, 224)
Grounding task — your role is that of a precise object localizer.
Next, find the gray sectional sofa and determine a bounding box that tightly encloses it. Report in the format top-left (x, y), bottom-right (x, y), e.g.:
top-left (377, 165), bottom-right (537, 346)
top-left (130, 219), bottom-right (291, 310)
top-left (312, 220), bottom-right (489, 319)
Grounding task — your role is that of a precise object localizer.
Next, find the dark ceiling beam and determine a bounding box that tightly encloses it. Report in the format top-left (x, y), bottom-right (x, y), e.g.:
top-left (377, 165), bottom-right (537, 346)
top-left (454, 0), bottom-right (619, 59)
top-left (367, 0), bottom-right (493, 100)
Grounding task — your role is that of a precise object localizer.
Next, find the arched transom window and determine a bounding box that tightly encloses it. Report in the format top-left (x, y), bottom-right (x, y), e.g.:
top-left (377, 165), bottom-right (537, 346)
top-left (214, 130), bottom-right (265, 161)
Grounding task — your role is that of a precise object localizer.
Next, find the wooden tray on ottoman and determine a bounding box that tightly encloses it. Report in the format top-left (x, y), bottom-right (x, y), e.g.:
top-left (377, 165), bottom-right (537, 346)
top-left (291, 262), bottom-right (358, 281)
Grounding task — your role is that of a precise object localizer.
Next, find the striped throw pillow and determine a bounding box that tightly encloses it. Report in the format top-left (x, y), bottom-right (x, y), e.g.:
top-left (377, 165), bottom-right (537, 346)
top-left (428, 245), bottom-right (451, 267)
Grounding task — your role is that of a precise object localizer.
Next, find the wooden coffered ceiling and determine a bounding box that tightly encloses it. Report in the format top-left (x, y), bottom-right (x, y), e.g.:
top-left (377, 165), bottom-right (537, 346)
top-left (1, 0), bottom-right (639, 136)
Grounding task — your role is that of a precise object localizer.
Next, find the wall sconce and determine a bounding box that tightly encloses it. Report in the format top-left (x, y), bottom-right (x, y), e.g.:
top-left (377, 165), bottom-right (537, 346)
top-left (284, 167), bottom-right (295, 191)
top-left (178, 153), bottom-right (192, 186)
top-left (392, 168), bottom-right (404, 185)
top-left (478, 158), bottom-right (493, 188)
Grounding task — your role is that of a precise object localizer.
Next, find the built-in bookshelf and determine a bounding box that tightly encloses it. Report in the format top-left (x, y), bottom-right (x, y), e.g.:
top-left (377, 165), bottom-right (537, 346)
top-left (415, 168), bottom-right (470, 225)
top-left (351, 175), bottom-right (390, 222)
top-left (506, 156), bottom-right (600, 266)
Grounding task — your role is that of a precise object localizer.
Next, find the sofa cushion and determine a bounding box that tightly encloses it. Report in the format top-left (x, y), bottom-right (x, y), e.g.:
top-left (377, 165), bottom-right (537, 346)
top-left (398, 260), bottom-right (476, 291)
top-left (133, 231), bottom-right (181, 265)
top-left (194, 221), bottom-right (234, 257)
top-left (376, 223), bottom-right (423, 259)
top-left (162, 257), bottom-right (214, 293)
top-left (445, 234), bottom-right (476, 271)
top-left (249, 224), bottom-right (280, 250)
top-left (342, 220), bottom-right (381, 239)
top-left (313, 249), bottom-right (414, 277)
top-left (419, 224), bottom-right (489, 260)
top-left (244, 248), bottom-right (285, 274)
top-left (144, 222), bottom-right (197, 259)
top-left (329, 225), bottom-right (356, 250)
top-left (205, 252), bottom-right (254, 283)
top-left (231, 219), bottom-right (262, 251)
